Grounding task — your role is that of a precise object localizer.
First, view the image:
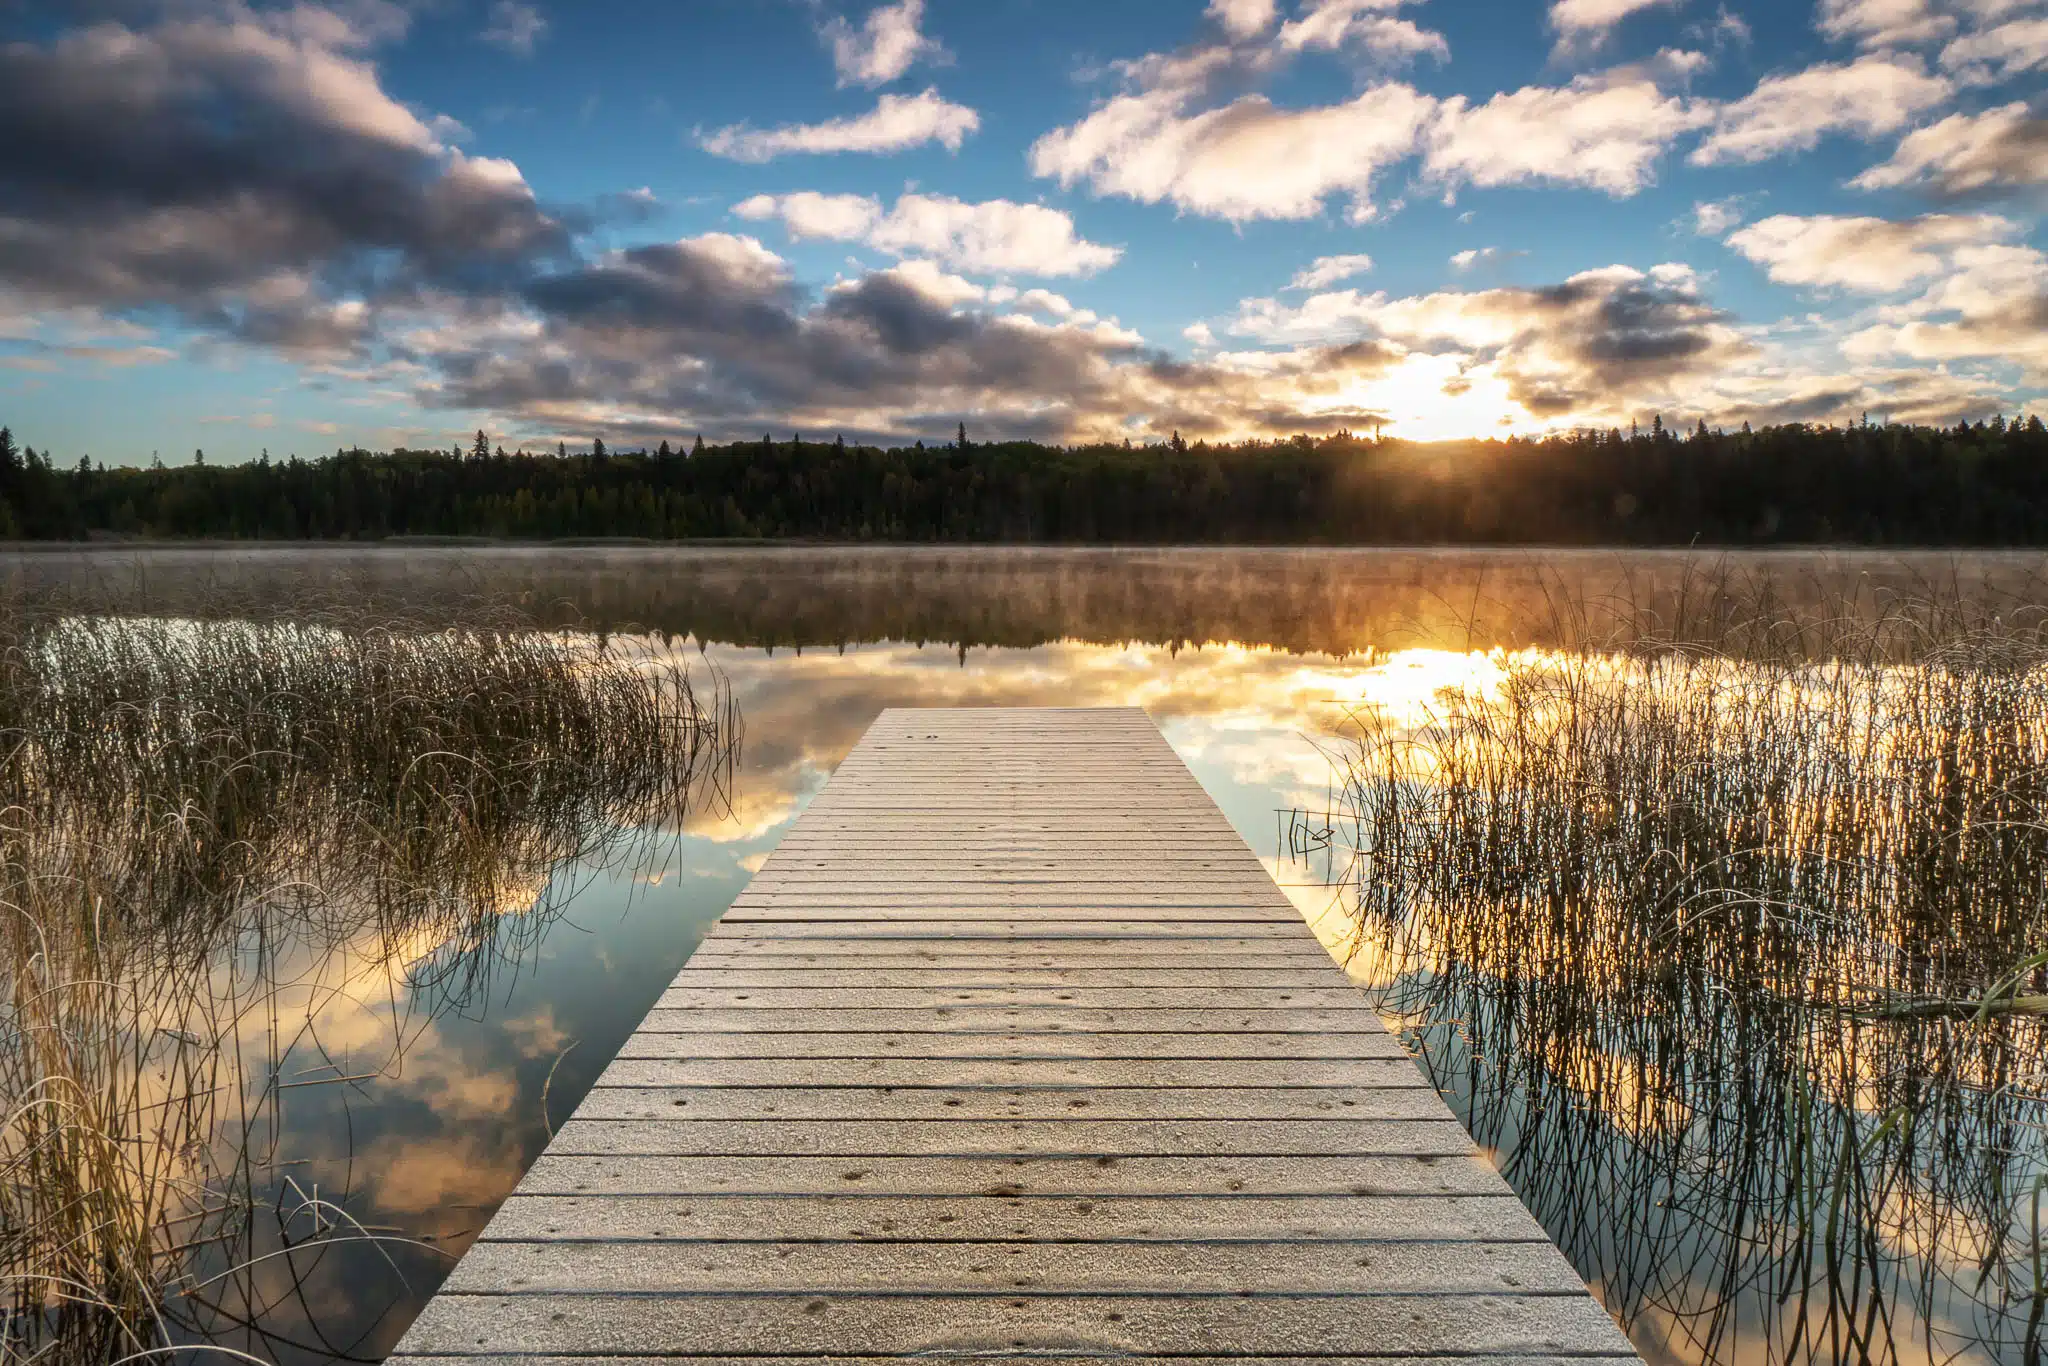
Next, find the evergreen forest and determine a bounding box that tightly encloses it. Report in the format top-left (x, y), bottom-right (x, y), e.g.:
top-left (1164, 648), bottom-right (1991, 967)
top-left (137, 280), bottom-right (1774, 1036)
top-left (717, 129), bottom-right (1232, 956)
top-left (1, 416), bottom-right (2045, 545)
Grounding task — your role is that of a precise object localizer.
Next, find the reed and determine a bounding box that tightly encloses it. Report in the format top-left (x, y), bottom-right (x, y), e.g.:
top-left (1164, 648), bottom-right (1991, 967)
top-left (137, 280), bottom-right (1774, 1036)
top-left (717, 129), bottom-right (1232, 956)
top-left (1320, 581), bottom-right (2048, 1365)
top-left (0, 601), bottom-right (739, 1363)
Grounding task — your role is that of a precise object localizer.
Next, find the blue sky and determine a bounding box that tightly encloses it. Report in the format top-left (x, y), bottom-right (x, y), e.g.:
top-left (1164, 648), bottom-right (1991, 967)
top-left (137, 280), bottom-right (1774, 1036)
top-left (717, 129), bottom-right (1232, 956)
top-left (2, 0), bottom-right (2045, 462)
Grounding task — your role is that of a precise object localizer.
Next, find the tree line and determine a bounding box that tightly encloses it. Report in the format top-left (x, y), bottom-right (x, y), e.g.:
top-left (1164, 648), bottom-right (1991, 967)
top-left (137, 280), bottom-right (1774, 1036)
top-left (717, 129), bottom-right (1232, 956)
top-left (1, 415), bottom-right (2046, 545)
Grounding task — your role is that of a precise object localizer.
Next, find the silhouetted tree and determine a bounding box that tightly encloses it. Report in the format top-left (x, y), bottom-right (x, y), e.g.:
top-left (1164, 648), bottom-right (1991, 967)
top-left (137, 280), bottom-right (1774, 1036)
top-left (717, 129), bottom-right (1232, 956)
top-left (0, 416), bottom-right (2043, 545)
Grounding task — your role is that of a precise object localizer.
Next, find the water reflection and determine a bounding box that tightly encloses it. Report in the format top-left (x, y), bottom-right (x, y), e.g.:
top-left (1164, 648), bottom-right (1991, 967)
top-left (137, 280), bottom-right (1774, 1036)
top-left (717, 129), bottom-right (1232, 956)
top-left (5, 547), bottom-right (2047, 1366)
top-left (1301, 645), bottom-right (2048, 1366)
top-left (1, 613), bottom-right (739, 1363)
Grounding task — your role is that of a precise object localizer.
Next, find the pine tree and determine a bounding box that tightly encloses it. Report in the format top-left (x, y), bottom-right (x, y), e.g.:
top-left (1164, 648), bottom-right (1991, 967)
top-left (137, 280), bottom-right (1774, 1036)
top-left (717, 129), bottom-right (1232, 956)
top-left (473, 429), bottom-right (491, 461)
top-left (592, 436), bottom-right (607, 460)
top-left (957, 422), bottom-right (969, 451)
top-left (0, 427), bottom-right (16, 481)
top-left (657, 440), bottom-right (672, 459)
top-left (693, 435), bottom-right (704, 455)
top-left (557, 441), bottom-right (568, 459)
top-left (194, 448), bottom-right (205, 466)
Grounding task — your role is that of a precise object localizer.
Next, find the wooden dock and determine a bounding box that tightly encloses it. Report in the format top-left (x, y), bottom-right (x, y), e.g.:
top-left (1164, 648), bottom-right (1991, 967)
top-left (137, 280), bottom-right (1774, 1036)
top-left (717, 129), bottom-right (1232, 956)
top-left (392, 707), bottom-right (1639, 1363)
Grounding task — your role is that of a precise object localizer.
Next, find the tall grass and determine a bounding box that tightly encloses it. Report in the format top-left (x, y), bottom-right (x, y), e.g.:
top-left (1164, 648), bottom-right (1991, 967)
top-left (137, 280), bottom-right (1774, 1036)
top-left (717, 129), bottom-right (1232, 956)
top-left (1321, 580), bottom-right (2048, 1365)
top-left (0, 602), bottom-right (738, 1363)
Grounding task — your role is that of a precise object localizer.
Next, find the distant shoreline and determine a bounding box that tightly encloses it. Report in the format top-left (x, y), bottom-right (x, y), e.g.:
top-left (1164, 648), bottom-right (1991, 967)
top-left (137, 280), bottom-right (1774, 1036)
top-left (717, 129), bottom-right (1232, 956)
top-left (7, 538), bottom-right (2048, 555)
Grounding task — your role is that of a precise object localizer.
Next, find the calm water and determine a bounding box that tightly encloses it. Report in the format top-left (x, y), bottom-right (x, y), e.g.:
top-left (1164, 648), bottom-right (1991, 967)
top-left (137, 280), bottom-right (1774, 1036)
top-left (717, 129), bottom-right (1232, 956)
top-left (4, 546), bottom-right (2046, 1366)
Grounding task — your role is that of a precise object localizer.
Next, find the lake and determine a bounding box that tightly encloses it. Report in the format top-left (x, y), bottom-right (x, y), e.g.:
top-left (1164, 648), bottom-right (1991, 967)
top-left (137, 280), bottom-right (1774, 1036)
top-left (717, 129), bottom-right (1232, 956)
top-left (3, 546), bottom-right (2044, 1366)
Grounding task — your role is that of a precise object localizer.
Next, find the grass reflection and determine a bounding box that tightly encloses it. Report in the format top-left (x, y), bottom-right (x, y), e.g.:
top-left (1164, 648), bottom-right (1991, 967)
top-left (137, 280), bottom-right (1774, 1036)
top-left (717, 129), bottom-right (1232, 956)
top-left (1321, 605), bottom-right (2048, 1365)
top-left (0, 604), bottom-right (738, 1364)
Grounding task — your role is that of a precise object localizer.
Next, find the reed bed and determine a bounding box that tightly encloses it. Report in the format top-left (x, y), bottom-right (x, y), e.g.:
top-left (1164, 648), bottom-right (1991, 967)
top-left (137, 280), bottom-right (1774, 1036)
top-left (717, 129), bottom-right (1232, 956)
top-left (0, 602), bottom-right (738, 1364)
top-left (1323, 587), bottom-right (2048, 1366)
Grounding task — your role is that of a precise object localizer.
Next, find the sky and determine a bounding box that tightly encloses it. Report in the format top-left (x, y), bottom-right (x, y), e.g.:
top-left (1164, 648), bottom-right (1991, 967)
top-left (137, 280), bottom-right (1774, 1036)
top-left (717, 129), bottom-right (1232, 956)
top-left (2, 0), bottom-right (2046, 463)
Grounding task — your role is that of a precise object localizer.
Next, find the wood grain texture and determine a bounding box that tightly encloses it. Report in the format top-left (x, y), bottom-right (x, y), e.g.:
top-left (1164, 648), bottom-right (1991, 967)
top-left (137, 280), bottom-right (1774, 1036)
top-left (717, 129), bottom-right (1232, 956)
top-left (389, 707), bottom-right (1638, 1362)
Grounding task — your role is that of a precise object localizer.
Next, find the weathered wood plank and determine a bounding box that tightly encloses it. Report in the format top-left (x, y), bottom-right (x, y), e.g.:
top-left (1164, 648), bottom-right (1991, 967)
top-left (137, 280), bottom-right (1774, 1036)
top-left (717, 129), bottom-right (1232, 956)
top-left (397, 1293), bottom-right (1635, 1357)
top-left (673, 968), bottom-right (1359, 987)
top-left (574, 1086), bottom-right (1442, 1121)
top-left (611, 1030), bottom-right (1406, 1059)
top-left (513, 1153), bottom-right (1515, 1197)
top-left (440, 1238), bottom-right (1577, 1294)
top-left (656, 987), bottom-right (1373, 1009)
top-left (388, 706), bottom-right (1634, 1364)
top-left (479, 1193), bottom-right (1553, 1244)
top-left (541, 1117), bottom-right (1482, 1157)
top-left (595, 1057), bottom-right (1420, 1087)
top-left (625, 1006), bottom-right (1399, 1035)
top-left (704, 921), bottom-right (1318, 938)
top-left (392, 1356), bottom-right (1633, 1366)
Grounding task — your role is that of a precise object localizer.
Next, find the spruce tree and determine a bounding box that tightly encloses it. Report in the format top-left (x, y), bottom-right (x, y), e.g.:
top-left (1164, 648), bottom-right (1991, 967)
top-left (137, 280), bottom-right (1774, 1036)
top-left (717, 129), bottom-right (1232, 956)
top-left (0, 427), bottom-right (16, 481)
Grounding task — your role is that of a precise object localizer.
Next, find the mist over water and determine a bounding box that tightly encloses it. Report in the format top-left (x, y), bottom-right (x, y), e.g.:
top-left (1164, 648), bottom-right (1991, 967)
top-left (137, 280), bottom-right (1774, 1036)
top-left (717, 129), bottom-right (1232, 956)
top-left (3, 546), bottom-right (2045, 1365)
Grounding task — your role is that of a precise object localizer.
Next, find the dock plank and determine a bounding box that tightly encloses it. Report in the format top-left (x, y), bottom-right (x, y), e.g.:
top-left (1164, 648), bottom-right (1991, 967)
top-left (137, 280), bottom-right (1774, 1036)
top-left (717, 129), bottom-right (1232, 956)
top-left (389, 706), bottom-right (1637, 1363)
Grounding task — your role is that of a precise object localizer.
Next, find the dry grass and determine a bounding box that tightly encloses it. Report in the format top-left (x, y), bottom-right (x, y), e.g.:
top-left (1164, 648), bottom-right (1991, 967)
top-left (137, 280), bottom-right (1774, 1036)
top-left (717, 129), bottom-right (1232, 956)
top-left (0, 601), bottom-right (738, 1363)
top-left (1320, 574), bottom-right (2048, 1365)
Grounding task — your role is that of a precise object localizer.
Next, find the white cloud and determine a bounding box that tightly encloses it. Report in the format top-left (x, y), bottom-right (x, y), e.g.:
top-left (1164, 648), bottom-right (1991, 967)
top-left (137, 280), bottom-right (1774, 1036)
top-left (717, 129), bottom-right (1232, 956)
top-left (735, 192), bottom-right (1121, 277)
top-left (1852, 103), bottom-right (2048, 191)
top-left (1549, 0), bottom-right (1682, 47)
top-left (481, 1), bottom-right (546, 57)
top-left (1693, 197), bottom-right (1746, 234)
top-left (1426, 76), bottom-right (1710, 196)
top-left (732, 191), bottom-right (882, 240)
top-left (1940, 16), bottom-right (2048, 81)
top-left (822, 1), bottom-right (943, 88)
top-left (1844, 240), bottom-right (2048, 381)
top-left (1030, 81), bottom-right (1434, 223)
top-left (698, 89), bottom-right (979, 161)
top-left (1816, 0), bottom-right (1957, 47)
top-left (1691, 55), bottom-right (1952, 163)
top-left (1726, 212), bottom-right (2014, 291)
top-left (1216, 263), bottom-right (1754, 428)
top-left (1451, 247), bottom-right (1501, 270)
top-left (1288, 254), bottom-right (1376, 291)
top-left (850, 257), bottom-right (988, 308)
top-left (1277, 1), bottom-right (1450, 65)
top-left (1208, 0), bottom-right (1280, 39)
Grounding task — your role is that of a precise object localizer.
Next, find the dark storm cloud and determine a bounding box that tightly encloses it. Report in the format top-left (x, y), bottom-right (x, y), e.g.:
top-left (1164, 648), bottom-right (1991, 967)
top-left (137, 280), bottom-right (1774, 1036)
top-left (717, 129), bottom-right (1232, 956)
top-left (417, 235), bottom-right (1396, 442)
top-left (1529, 271), bottom-right (1728, 380)
top-left (1497, 268), bottom-right (1748, 418)
top-left (523, 241), bottom-right (803, 342)
top-left (0, 3), bottom-right (569, 352)
top-left (0, 4), bottom-right (1493, 442)
top-left (428, 241), bottom-right (1147, 431)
